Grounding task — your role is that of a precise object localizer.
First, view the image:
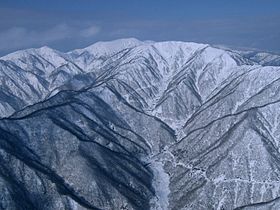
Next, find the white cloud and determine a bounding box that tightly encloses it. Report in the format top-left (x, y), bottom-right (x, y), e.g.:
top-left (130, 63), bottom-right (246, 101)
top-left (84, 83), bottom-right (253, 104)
top-left (0, 24), bottom-right (101, 51)
top-left (80, 26), bottom-right (100, 38)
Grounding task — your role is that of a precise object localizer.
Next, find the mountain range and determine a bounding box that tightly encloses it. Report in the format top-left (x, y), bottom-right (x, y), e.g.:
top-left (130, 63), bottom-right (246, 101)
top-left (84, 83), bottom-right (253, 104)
top-left (1, 38), bottom-right (280, 210)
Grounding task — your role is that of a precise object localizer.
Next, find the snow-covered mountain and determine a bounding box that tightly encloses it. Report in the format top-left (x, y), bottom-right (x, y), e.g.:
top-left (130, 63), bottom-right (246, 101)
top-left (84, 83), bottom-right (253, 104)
top-left (1, 38), bottom-right (280, 210)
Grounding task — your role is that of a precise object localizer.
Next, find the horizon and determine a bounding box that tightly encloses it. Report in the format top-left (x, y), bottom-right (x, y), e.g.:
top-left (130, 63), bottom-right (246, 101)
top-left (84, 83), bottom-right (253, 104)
top-left (1, 0), bottom-right (280, 56)
top-left (1, 37), bottom-right (280, 58)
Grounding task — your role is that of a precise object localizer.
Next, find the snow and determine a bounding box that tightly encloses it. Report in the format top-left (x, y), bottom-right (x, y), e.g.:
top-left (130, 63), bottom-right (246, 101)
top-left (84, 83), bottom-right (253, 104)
top-left (1, 45), bottom-right (68, 70)
top-left (67, 198), bottom-right (79, 210)
top-left (213, 174), bottom-right (226, 185)
top-left (71, 38), bottom-right (144, 57)
top-left (149, 159), bottom-right (170, 210)
top-left (36, 46), bottom-right (68, 67)
top-left (0, 103), bottom-right (15, 117)
top-left (153, 41), bottom-right (206, 61)
top-left (216, 196), bottom-right (226, 210)
top-left (1, 38), bottom-right (280, 209)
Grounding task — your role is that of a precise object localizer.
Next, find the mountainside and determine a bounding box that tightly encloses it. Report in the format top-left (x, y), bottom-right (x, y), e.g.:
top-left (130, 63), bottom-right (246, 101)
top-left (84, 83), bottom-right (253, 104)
top-left (1, 38), bottom-right (280, 210)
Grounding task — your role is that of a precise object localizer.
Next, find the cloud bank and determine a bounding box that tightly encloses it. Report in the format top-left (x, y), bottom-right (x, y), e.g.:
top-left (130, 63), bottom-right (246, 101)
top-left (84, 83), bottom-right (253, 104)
top-left (0, 24), bottom-right (100, 51)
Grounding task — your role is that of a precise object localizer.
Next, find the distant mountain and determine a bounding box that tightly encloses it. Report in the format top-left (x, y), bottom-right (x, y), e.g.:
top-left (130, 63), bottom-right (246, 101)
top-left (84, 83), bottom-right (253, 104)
top-left (1, 38), bottom-right (280, 210)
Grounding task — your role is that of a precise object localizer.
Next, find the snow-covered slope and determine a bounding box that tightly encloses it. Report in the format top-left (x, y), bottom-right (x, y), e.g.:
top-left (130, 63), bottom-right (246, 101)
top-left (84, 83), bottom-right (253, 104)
top-left (241, 51), bottom-right (280, 66)
top-left (1, 38), bottom-right (280, 210)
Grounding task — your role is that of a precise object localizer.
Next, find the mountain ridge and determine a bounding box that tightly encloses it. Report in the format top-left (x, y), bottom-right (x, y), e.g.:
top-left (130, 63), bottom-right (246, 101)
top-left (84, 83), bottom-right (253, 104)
top-left (1, 38), bottom-right (280, 209)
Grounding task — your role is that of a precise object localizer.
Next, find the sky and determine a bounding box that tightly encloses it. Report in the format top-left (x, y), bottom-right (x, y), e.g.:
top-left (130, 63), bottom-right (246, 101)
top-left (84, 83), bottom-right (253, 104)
top-left (0, 0), bottom-right (280, 56)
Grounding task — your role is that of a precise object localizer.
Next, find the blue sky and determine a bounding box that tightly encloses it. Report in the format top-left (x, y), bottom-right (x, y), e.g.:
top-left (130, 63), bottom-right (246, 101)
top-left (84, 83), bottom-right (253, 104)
top-left (0, 0), bottom-right (280, 55)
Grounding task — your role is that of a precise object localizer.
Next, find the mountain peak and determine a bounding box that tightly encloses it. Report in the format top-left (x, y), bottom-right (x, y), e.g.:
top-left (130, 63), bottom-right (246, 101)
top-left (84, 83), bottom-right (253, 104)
top-left (1, 45), bottom-right (57, 60)
top-left (70, 38), bottom-right (145, 57)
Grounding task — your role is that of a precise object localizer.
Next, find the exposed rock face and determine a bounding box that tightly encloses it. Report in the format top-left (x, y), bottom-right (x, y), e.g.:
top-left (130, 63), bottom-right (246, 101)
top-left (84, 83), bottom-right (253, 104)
top-left (1, 38), bottom-right (280, 209)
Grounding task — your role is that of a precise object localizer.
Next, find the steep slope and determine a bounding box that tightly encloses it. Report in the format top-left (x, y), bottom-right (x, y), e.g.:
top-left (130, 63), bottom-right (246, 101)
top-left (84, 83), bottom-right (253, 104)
top-left (0, 86), bottom-right (175, 210)
top-left (0, 46), bottom-right (84, 117)
top-left (0, 60), bottom-right (48, 116)
top-left (1, 38), bottom-right (280, 209)
top-left (160, 65), bottom-right (280, 209)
